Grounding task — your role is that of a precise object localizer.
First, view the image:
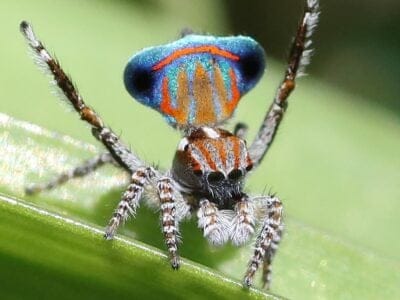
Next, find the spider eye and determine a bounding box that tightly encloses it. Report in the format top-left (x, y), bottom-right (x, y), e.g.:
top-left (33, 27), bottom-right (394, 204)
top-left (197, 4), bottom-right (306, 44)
top-left (124, 64), bottom-right (155, 101)
top-left (245, 164), bottom-right (253, 172)
top-left (228, 169), bottom-right (243, 181)
top-left (237, 50), bottom-right (265, 84)
top-left (193, 169), bottom-right (203, 177)
top-left (207, 171), bottom-right (225, 183)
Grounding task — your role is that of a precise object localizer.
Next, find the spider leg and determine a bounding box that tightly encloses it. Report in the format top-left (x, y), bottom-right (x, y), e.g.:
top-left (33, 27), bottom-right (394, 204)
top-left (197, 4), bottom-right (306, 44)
top-left (20, 21), bottom-right (142, 173)
top-left (157, 177), bottom-right (181, 269)
top-left (104, 167), bottom-right (154, 239)
top-left (25, 153), bottom-right (119, 195)
top-left (261, 229), bottom-right (282, 289)
top-left (197, 199), bottom-right (231, 246)
top-left (233, 122), bottom-right (248, 140)
top-left (230, 194), bottom-right (255, 246)
top-left (243, 196), bottom-right (283, 289)
top-left (248, 0), bottom-right (319, 167)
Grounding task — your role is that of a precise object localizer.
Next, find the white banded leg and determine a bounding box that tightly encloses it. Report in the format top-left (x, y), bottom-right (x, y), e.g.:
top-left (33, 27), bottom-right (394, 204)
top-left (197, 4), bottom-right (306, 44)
top-left (230, 195), bottom-right (255, 246)
top-left (26, 153), bottom-right (117, 195)
top-left (197, 199), bottom-right (230, 246)
top-left (157, 178), bottom-right (180, 269)
top-left (243, 196), bottom-right (283, 289)
top-left (104, 167), bottom-right (153, 239)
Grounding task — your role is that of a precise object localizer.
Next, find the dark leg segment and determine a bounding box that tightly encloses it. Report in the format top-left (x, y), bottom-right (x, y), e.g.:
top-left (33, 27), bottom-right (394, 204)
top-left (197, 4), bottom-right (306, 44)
top-left (157, 178), bottom-right (181, 269)
top-left (249, 0), bottom-right (319, 166)
top-left (20, 21), bottom-right (142, 173)
top-left (104, 167), bottom-right (153, 239)
top-left (243, 196), bottom-right (283, 288)
top-left (25, 153), bottom-right (117, 195)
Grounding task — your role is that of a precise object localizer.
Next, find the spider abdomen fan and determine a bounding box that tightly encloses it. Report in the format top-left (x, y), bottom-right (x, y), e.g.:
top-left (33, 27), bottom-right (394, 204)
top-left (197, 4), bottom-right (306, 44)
top-left (124, 35), bottom-right (266, 127)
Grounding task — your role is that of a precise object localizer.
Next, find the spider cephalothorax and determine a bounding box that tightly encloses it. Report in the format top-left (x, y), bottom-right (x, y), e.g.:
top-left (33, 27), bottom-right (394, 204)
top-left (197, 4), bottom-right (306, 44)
top-left (172, 127), bottom-right (252, 207)
top-left (21, 0), bottom-right (319, 289)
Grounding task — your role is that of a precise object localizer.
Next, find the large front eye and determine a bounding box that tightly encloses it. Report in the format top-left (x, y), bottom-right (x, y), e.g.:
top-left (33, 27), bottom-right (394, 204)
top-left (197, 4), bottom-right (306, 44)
top-left (228, 169), bottom-right (243, 181)
top-left (193, 169), bottom-right (203, 177)
top-left (207, 171), bottom-right (225, 184)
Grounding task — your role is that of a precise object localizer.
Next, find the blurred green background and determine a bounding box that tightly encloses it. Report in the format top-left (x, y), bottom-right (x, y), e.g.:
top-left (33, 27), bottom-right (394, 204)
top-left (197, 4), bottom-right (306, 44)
top-left (0, 0), bottom-right (399, 299)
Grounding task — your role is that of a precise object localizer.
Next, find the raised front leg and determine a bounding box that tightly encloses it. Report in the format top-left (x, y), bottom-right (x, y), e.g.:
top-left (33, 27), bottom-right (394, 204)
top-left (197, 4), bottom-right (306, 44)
top-left (249, 0), bottom-right (320, 167)
top-left (20, 21), bottom-right (143, 173)
top-left (243, 196), bottom-right (283, 289)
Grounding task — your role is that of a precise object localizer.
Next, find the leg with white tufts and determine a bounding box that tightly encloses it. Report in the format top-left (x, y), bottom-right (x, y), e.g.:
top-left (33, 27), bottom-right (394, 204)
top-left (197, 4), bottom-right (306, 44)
top-left (243, 196), bottom-right (283, 289)
top-left (230, 195), bottom-right (255, 246)
top-left (104, 167), bottom-right (154, 239)
top-left (197, 199), bottom-right (231, 246)
top-left (157, 177), bottom-right (181, 269)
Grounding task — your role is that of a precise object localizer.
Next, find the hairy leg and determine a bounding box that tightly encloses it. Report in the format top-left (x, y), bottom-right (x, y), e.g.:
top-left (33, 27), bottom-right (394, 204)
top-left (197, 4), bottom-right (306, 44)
top-left (25, 153), bottom-right (118, 195)
top-left (230, 195), bottom-right (255, 246)
top-left (20, 21), bottom-right (143, 173)
top-left (243, 196), bottom-right (283, 289)
top-left (249, 0), bottom-right (320, 167)
top-left (157, 177), bottom-right (181, 268)
top-left (197, 199), bottom-right (231, 246)
top-left (104, 167), bottom-right (154, 239)
top-left (20, 23), bottom-right (183, 269)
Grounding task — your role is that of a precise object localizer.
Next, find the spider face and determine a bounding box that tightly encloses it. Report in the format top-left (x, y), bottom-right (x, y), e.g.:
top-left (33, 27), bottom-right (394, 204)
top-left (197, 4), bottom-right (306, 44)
top-left (172, 127), bottom-right (252, 207)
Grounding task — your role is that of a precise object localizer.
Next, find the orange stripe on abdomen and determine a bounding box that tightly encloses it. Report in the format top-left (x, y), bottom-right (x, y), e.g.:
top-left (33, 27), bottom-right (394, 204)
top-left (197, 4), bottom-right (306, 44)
top-left (193, 63), bottom-right (216, 125)
top-left (218, 68), bottom-right (241, 119)
top-left (160, 74), bottom-right (189, 125)
top-left (153, 45), bottom-right (239, 71)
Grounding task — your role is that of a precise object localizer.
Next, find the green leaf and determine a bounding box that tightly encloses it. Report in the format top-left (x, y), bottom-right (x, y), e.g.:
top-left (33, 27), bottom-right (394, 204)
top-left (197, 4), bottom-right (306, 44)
top-left (1, 113), bottom-right (399, 299)
top-left (0, 113), bottom-right (277, 300)
top-left (0, 194), bottom-right (275, 300)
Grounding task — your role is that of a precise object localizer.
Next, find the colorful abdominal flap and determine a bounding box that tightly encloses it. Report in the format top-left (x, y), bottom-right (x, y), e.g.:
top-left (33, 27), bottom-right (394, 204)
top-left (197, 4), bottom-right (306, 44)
top-left (124, 34), bottom-right (266, 128)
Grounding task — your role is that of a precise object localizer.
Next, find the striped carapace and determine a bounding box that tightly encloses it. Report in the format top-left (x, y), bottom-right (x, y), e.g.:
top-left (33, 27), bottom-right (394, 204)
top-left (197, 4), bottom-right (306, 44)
top-left (20, 0), bottom-right (319, 289)
top-left (172, 127), bottom-right (253, 206)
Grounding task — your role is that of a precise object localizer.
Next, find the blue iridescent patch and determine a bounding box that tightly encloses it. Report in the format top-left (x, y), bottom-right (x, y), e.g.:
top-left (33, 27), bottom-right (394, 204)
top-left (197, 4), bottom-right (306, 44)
top-left (124, 34), bottom-right (266, 127)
